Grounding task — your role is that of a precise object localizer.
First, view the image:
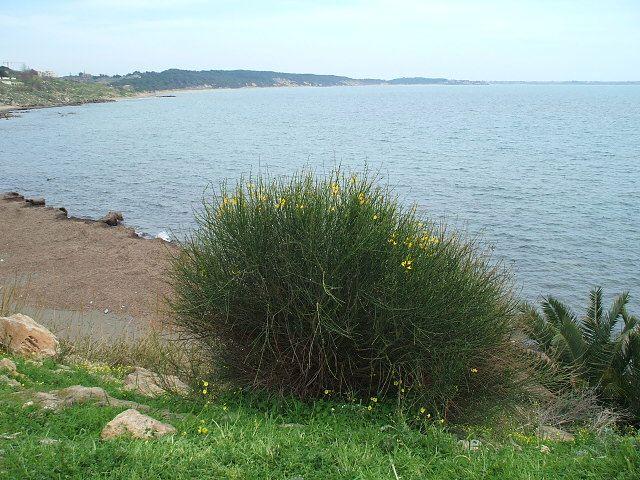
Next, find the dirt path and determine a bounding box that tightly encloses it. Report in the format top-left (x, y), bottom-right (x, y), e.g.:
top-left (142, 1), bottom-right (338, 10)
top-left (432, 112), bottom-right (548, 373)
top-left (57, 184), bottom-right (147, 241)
top-left (0, 194), bottom-right (178, 332)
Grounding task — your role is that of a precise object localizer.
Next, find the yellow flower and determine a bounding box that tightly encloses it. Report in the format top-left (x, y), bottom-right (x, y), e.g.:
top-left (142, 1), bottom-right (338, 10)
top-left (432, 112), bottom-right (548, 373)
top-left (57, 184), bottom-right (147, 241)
top-left (393, 380), bottom-right (399, 386)
top-left (197, 426), bottom-right (209, 435)
top-left (223, 405), bottom-right (228, 411)
top-left (296, 203), bottom-right (305, 210)
top-left (276, 197), bottom-right (287, 209)
top-left (420, 407), bottom-right (426, 414)
top-left (202, 389), bottom-right (208, 395)
top-left (350, 175), bottom-right (357, 185)
top-left (203, 381), bottom-right (209, 387)
top-left (471, 368), bottom-right (478, 373)
top-left (401, 258), bottom-right (413, 270)
top-left (372, 214), bottom-right (379, 220)
top-left (358, 192), bottom-right (366, 205)
top-left (324, 389), bottom-right (331, 395)
top-left (370, 397), bottom-right (378, 403)
top-left (367, 405), bottom-right (373, 411)
top-left (329, 206), bottom-right (336, 212)
top-left (330, 183), bottom-right (340, 195)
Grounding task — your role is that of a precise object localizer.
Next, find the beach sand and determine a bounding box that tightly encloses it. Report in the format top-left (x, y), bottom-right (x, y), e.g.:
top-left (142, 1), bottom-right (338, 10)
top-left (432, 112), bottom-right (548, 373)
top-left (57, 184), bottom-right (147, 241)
top-left (0, 194), bottom-right (178, 337)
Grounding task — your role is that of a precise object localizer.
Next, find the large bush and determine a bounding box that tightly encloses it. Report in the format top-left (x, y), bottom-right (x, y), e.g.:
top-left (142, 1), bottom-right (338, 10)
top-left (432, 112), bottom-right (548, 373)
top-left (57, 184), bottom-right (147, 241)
top-left (171, 170), bottom-right (523, 420)
top-left (521, 288), bottom-right (640, 422)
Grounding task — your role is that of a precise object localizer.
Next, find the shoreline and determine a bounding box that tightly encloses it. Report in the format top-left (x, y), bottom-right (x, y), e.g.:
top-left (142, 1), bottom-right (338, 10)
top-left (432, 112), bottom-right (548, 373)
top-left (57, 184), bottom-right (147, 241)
top-left (0, 192), bottom-right (178, 333)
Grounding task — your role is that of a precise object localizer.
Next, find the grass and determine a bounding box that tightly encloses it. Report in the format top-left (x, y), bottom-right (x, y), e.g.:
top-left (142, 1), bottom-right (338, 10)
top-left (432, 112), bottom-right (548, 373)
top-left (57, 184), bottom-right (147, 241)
top-left (1, 352), bottom-right (639, 479)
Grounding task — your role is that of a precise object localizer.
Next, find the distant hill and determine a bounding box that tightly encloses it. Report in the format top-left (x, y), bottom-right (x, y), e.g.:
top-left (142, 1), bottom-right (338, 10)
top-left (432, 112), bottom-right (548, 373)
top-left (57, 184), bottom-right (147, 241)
top-left (65, 69), bottom-right (486, 92)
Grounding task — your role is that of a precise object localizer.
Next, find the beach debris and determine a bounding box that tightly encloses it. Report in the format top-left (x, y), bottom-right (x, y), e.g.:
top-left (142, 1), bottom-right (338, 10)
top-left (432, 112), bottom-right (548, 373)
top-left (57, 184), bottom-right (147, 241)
top-left (0, 374), bottom-right (21, 388)
top-left (0, 358), bottom-right (17, 375)
top-left (32, 385), bottom-right (145, 411)
top-left (101, 409), bottom-right (176, 440)
top-left (0, 314), bottom-right (60, 358)
top-left (123, 367), bottom-right (190, 397)
top-left (100, 211), bottom-right (123, 226)
top-left (537, 425), bottom-right (575, 442)
top-left (25, 197), bottom-right (45, 207)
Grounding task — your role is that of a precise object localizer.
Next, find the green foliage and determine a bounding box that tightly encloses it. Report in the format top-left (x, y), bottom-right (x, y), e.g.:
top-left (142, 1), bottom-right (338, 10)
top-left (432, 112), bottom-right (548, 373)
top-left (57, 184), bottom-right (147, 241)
top-left (1, 353), bottom-right (639, 479)
top-left (170, 170), bottom-right (524, 421)
top-left (521, 288), bottom-right (640, 422)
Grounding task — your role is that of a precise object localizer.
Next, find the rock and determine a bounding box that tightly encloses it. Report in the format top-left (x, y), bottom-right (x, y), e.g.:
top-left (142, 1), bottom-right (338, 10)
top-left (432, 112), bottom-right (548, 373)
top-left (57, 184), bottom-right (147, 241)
top-left (0, 314), bottom-right (60, 358)
top-left (55, 207), bottom-right (68, 219)
top-left (25, 197), bottom-right (45, 207)
top-left (0, 374), bottom-right (21, 388)
top-left (2, 192), bottom-right (24, 201)
top-left (100, 211), bottom-right (123, 226)
top-left (537, 425), bottom-right (574, 442)
top-left (100, 409), bottom-right (176, 440)
top-left (540, 445), bottom-right (551, 454)
top-left (123, 367), bottom-right (189, 397)
top-left (0, 358), bottom-right (17, 375)
top-left (458, 439), bottom-right (482, 451)
top-left (32, 385), bottom-right (144, 411)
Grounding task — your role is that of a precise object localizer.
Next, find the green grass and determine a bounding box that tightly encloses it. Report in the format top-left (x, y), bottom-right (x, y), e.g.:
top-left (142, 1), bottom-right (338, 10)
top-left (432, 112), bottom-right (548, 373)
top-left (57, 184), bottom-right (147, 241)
top-left (1, 354), bottom-right (638, 479)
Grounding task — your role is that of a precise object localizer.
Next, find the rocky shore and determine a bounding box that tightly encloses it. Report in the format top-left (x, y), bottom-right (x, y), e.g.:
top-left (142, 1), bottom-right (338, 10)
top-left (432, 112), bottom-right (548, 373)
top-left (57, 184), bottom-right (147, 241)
top-left (0, 192), bottom-right (177, 332)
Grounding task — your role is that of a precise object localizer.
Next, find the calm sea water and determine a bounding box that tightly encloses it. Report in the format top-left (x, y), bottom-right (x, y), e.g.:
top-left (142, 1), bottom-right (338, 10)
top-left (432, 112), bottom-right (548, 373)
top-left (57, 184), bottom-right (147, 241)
top-left (1, 85), bottom-right (639, 309)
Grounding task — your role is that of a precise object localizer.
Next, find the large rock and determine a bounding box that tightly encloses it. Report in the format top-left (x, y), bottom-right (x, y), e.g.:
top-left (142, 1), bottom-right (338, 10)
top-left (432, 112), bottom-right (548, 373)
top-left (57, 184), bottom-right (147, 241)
top-left (0, 314), bottom-right (59, 358)
top-left (537, 425), bottom-right (575, 442)
top-left (100, 211), bottom-right (123, 226)
top-left (100, 409), bottom-right (176, 440)
top-left (25, 197), bottom-right (45, 207)
top-left (123, 367), bottom-right (189, 397)
top-left (33, 385), bottom-right (143, 411)
top-left (0, 358), bottom-right (17, 375)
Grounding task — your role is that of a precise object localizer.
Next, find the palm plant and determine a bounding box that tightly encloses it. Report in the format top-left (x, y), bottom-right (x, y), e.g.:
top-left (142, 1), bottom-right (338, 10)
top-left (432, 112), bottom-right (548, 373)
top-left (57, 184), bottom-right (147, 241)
top-left (521, 287), bottom-right (640, 422)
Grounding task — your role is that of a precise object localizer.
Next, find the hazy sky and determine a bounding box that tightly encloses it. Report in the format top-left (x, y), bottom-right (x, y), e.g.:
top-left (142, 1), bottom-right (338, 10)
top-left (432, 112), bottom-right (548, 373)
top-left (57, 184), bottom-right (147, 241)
top-left (1, 0), bottom-right (639, 80)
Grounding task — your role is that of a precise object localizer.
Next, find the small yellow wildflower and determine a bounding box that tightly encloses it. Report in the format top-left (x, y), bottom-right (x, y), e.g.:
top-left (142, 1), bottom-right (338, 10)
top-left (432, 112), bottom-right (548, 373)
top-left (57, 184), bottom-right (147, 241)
top-left (223, 405), bottom-right (228, 411)
top-left (367, 405), bottom-right (373, 411)
top-left (393, 380), bottom-right (399, 386)
top-left (401, 258), bottom-right (413, 270)
top-left (420, 407), bottom-right (426, 414)
top-left (329, 206), bottom-right (336, 212)
top-left (276, 197), bottom-right (287, 209)
top-left (330, 183), bottom-right (340, 195)
top-left (296, 203), bottom-right (305, 210)
top-left (350, 175), bottom-right (357, 185)
top-left (372, 214), bottom-right (379, 220)
top-left (370, 397), bottom-right (378, 403)
top-left (197, 426), bottom-right (209, 434)
top-left (202, 388), bottom-right (208, 395)
top-left (471, 368), bottom-right (478, 374)
top-left (324, 389), bottom-right (331, 395)
top-left (358, 192), bottom-right (366, 205)
top-left (203, 381), bottom-right (209, 387)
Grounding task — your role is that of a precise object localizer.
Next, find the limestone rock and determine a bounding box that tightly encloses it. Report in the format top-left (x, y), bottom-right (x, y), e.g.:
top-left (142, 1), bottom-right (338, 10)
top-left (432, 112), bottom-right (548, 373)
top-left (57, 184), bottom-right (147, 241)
top-left (2, 192), bottom-right (24, 201)
top-left (100, 409), bottom-right (176, 440)
top-left (25, 197), bottom-right (45, 207)
top-left (100, 211), bottom-right (123, 226)
top-left (32, 385), bottom-right (144, 411)
top-left (0, 358), bottom-right (17, 375)
top-left (0, 314), bottom-right (60, 358)
top-left (123, 367), bottom-right (189, 397)
top-left (537, 425), bottom-right (574, 442)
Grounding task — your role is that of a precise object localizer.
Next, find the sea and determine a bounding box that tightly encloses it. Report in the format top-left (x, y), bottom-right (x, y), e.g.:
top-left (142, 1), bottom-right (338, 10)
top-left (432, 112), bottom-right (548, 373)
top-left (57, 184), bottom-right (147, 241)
top-left (1, 84), bottom-right (639, 309)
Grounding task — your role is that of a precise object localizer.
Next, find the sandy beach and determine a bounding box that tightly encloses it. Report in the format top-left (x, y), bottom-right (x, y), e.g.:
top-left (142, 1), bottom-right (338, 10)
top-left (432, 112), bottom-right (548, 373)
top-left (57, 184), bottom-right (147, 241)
top-left (0, 193), bottom-right (178, 335)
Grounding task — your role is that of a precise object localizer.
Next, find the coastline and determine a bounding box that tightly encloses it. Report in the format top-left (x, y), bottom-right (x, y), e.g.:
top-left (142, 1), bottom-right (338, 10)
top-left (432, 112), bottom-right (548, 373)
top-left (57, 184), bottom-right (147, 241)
top-left (0, 192), bottom-right (177, 333)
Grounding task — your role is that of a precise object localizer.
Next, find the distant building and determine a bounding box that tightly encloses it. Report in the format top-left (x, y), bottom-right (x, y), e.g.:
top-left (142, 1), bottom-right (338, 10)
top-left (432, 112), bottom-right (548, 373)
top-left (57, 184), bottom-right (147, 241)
top-left (37, 70), bottom-right (57, 78)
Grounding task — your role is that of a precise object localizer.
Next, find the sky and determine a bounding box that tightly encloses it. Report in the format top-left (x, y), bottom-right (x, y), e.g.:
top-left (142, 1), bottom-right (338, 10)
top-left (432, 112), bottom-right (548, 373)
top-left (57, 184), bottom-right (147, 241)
top-left (1, 0), bottom-right (639, 81)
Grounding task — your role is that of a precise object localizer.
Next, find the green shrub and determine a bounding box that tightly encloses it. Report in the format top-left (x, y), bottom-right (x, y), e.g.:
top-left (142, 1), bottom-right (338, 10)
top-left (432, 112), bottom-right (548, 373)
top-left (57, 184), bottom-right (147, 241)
top-left (520, 287), bottom-right (640, 422)
top-left (170, 170), bottom-right (523, 420)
